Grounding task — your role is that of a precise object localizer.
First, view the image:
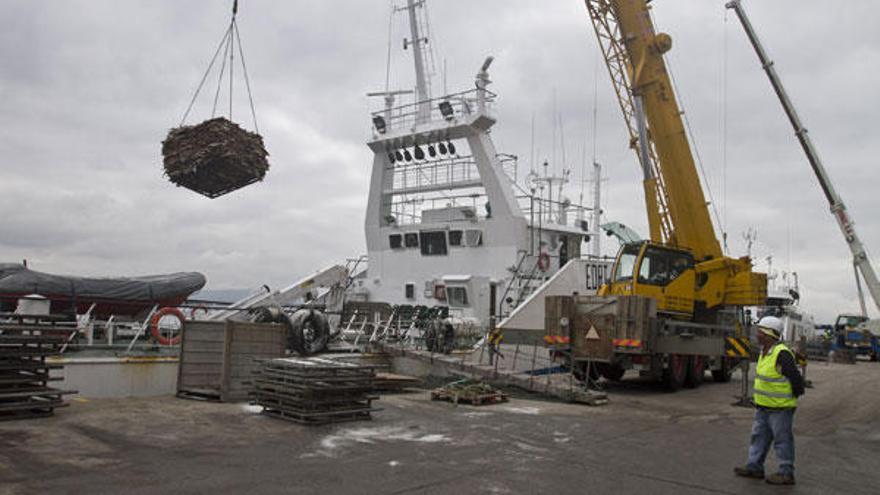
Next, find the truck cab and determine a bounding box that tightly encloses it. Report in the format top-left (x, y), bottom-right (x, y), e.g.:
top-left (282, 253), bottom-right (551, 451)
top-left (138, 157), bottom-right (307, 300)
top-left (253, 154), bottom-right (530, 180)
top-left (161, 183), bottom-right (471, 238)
top-left (603, 242), bottom-right (696, 316)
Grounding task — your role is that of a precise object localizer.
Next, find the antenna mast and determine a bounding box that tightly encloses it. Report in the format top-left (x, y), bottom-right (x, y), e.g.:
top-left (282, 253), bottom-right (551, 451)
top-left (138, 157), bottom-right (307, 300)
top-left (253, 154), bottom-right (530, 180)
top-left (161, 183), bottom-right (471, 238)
top-left (401, 0), bottom-right (431, 123)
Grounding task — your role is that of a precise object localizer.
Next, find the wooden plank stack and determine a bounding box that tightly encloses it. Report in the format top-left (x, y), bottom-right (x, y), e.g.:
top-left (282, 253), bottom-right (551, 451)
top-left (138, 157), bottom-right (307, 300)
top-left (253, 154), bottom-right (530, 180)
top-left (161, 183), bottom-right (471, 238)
top-left (162, 117), bottom-right (270, 198)
top-left (251, 357), bottom-right (378, 425)
top-left (0, 316), bottom-right (76, 420)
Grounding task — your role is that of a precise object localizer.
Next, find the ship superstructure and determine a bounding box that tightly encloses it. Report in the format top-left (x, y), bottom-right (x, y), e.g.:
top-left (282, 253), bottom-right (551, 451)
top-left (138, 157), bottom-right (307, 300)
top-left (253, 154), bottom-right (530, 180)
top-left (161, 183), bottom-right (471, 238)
top-left (348, 0), bottom-right (609, 329)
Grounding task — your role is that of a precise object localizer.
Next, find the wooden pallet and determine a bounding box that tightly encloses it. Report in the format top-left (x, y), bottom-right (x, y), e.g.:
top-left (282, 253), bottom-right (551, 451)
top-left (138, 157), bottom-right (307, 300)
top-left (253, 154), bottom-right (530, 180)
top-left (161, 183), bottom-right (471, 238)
top-left (430, 388), bottom-right (508, 406)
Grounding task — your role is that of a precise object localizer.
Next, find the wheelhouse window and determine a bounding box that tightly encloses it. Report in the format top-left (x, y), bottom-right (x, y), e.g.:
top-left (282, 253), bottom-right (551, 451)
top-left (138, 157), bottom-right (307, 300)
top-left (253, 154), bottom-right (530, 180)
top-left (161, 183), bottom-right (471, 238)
top-left (420, 231), bottom-right (448, 256)
top-left (448, 230), bottom-right (463, 247)
top-left (404, 233), bottom-right (419, 248)
top-left (465, 229), bottom-right (483, 247)
top-left (613, 244), bottom-right (641, 283)
top-left (389, 234), bottom-right (403, 249)
top-left (405, 283), bottom-right (415, 299)
top-left (446, 286), bottom-right (469, 307)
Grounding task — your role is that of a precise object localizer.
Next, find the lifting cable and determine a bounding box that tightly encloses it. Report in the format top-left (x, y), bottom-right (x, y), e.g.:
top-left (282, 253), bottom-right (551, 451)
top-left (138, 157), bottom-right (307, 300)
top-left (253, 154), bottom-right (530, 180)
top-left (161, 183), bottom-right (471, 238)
top-left (179, 0), bottom-right (260, 133)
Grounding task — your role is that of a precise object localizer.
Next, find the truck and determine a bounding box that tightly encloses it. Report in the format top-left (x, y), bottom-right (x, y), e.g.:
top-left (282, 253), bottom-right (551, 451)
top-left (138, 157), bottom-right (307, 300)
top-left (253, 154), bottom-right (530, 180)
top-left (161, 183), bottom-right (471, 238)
top-left (544, 0), bottom-right (766, 390)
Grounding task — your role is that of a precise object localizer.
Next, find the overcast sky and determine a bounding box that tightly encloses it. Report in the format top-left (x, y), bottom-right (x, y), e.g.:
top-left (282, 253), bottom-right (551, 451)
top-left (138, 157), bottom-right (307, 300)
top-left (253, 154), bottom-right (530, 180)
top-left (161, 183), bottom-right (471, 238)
top-left (1, 0), bottom-right (878, 323)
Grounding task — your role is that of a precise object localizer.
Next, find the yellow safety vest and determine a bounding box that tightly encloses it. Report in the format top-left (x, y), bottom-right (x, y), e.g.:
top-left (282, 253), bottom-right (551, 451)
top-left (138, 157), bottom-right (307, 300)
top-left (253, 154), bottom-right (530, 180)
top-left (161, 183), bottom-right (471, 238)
top-left (754, 342), bottom-right (797, 409)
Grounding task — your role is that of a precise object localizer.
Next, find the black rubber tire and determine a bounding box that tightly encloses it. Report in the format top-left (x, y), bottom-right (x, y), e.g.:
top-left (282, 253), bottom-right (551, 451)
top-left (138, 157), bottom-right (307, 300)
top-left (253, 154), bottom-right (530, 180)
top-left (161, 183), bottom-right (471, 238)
top-left (711, 357), bottom-right (733, 383)
top-left (287, 309), bottom-right (330, 355)
top-left (662, 354), bottom-right (687, 391)
top-left (684, 355), bottom-right (705, 388)
top-left (599, 363), bottom-right (626, 381)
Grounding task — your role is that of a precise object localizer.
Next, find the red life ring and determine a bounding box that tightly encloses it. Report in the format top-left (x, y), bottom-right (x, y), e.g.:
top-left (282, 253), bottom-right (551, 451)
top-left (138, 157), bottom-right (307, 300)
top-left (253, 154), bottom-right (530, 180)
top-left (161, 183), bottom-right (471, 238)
top-left (189, 304), bottom-right (209, 319)
top-left (150, 307), bottom-right (185, 346)
top-left (537, 252), bottom-right (551, 272)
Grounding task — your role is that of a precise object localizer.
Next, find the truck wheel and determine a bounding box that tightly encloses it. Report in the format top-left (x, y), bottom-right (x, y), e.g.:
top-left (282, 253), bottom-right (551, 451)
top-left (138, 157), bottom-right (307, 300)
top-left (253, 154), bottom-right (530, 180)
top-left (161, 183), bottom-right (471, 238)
top-left (684, 355), bottom-right (704, 388)
top-left (711, 357), bottom-right (733, 383)
top-left (599, 363), bottom-right (626, 381)
top-left (662, 354), bottom-right (687, 391)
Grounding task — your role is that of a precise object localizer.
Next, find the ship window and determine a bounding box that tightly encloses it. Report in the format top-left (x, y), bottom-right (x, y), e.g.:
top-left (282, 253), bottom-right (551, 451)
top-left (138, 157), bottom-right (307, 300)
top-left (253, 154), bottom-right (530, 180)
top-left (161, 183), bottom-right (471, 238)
top-left (465, 229), bottom-right (483, 247)
top-left (420, 231), bottom-right (448, 256)
top-left (446, 286), bottom-right (469, 307)
top-left (404, 233), bottom-right (419, 248)
top-left (405, 283), bottom-right (415, 299)
top-left (449, 230), bottom-right (463, 247)
top-left (389, 234), bottom-right (403, 249)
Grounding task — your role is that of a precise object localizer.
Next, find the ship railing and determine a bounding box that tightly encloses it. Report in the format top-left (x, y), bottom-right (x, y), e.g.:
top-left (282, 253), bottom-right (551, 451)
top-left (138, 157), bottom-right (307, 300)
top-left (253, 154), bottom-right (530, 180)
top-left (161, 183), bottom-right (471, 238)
top-left (388, 155), bottom-right (480, 193)
top-left (516, 193), bottom-right (593, 231)
top-left (371, 88), bottom-right (497, 135)
top-left (384, 190), bottom-right (490, 227)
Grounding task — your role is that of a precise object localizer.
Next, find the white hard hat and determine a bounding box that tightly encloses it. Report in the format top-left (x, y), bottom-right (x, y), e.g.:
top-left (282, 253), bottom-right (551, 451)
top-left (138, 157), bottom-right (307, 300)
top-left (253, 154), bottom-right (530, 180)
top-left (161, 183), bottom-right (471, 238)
top-left (757, 316), bottom-right (783, 340)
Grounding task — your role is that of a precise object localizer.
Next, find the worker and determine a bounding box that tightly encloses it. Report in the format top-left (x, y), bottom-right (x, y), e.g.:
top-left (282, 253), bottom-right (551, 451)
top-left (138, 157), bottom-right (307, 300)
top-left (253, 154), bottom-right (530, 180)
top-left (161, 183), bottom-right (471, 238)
top-left (487, 328), bottom-right (503, 365)
top-left (734, 316), bottom-right (805, 486)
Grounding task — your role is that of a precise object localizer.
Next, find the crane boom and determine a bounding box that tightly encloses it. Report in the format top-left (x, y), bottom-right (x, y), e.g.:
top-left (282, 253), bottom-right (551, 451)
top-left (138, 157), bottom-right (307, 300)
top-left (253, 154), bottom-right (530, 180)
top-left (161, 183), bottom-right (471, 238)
top-left (586, 0), bottom-right (720, 261)
top-left (587, 0), bottom-right (765, 311)
top-left (727, 0), bottom-right (880, 315)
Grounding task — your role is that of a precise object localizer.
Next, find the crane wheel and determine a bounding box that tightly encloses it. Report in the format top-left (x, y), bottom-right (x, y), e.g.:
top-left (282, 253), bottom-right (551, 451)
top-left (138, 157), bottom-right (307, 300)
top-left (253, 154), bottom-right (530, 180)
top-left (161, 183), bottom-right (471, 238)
top-left (662, 354), bottom-right (687, 391)
top-left (684, 355), bottom-right (705, 388)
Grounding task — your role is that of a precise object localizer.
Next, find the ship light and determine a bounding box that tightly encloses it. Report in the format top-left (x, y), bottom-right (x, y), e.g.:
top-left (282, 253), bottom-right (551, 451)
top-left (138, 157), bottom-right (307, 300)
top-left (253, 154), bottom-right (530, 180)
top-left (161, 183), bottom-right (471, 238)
top-left (428, 144), bottom-right (436, 157)
top-left (438, 100), bottom-right (454, 120)
top-left (372, 115), bottom-right (387, 134)
top-left (447, 141), bottom-right (456, 155)
top-left (395, 150), bottom-right (404, 162)
top-left (404, 149), bottom-right (413, 162)
top-left (388, 152), bottom-right (396, 164)
top-left (438, 142), bottom-right (448, 155)
top-left (414, 145), bottom-right (425, 160)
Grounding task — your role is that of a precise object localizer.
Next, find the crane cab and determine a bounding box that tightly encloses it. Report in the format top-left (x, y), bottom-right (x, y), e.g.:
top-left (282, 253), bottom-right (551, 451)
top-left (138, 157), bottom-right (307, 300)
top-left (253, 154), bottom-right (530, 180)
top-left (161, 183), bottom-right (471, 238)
top-left (602, 241), bottom-right (696, 316)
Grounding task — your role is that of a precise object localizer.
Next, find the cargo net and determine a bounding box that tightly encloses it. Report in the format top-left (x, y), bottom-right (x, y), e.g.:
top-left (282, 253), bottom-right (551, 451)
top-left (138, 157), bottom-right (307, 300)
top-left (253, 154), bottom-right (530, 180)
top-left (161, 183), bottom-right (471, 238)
top-left (162, 118), bottom-right (269, 198)
top-left (165, 0), bottom-right (267, 199)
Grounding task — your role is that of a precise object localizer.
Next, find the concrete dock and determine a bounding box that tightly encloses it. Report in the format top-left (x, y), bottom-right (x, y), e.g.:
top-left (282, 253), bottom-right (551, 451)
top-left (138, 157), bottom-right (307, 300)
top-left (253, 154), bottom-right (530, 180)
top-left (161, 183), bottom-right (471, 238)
top-left (1, 363), bottom-right (879, 494)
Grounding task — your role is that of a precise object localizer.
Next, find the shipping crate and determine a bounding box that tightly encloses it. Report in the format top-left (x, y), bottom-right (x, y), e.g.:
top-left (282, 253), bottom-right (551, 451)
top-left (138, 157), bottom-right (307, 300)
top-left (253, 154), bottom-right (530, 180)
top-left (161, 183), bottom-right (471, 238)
top-left (177, 320), bottom-right (286, 402)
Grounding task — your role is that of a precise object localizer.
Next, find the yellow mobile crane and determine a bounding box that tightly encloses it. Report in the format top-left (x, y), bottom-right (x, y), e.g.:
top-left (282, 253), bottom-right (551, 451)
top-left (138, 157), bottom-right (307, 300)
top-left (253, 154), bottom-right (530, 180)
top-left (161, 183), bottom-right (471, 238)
top-left (546, 0), bottom-right (766, 390)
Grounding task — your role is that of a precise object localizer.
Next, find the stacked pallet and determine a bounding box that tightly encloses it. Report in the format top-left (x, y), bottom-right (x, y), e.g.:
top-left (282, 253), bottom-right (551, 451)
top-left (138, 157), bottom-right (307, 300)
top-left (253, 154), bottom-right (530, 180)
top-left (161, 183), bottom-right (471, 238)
top-left (251, 357), bottom-right (378, 425)
top-left (162, 117), bottom-right (270, 198)
top-left (0, 317), bottom-right (76, 420)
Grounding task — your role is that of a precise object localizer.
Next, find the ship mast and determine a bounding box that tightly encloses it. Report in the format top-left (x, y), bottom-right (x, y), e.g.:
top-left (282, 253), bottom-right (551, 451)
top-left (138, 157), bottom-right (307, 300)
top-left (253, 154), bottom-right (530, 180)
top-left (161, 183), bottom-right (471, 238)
top-left (400, 0), bottom-right (431, 123)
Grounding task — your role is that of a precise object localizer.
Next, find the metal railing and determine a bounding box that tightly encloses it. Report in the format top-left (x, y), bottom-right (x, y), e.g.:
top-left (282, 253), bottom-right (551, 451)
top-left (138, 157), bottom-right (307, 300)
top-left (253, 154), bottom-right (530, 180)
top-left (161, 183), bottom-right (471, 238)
top-left (371, 88), bottom-right (497, 135)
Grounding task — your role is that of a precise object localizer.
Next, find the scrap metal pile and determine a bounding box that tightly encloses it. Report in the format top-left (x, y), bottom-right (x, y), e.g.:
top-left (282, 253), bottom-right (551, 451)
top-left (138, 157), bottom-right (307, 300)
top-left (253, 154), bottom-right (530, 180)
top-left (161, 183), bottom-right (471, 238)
top-left (250, 357), bottom-right (378, 425)
top-left (162, 118), bottom-right (269, 198)
top-left (0, 316), bottom-right (76, 420)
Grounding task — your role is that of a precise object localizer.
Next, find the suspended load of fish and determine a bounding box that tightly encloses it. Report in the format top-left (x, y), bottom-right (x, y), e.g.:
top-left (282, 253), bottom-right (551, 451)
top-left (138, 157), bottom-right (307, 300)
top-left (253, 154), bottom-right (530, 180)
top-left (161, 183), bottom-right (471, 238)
top-left (164, 0), bottom-right (267, 199)
top-left (162, 118), bottom-right (268, 198)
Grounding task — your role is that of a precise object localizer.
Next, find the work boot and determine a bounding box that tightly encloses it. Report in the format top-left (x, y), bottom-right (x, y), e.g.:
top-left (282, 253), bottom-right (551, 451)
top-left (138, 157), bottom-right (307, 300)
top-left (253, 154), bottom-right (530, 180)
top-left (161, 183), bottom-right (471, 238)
top-left (765, 473), bottom-right (795, 485)
top-left (733, 466), bottom-right (765, 479)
